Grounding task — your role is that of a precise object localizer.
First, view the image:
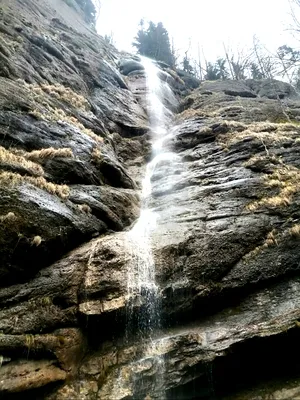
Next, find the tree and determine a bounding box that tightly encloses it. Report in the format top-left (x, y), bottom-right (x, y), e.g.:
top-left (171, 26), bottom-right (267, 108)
top-left (216, 58), bottom-right (228, 80)
top-left (252, 36), bottom-right (278, 79)
top-left (74, 0), bottom-right (97, 25)
top-left (171, 37), bottom-right (180, 68)
top-left (204, 58), bottom-right (228, 80)
top-left (204, 62), bottom-right (220, 80)
top-left (293, 67), bottom-right (300, 90)
top-left (104, 32), bottom-right (115, 45)
top-left (182, 50), bottom-right (194, 74)
top-left (133, 21), bottom-right (175, 66)
top-left (231, 60), bottom-right (247, 80)
top-left (250, 62), bottom-right (265, 79)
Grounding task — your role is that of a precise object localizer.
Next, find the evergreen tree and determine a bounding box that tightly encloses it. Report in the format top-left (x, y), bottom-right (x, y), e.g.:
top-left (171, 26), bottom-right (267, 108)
top-left (231, 60), bottom-right (247, 80)
top-left (75, 0), bottom-right (97, 24)
top-left (204, 58), bottom-right (228, 80)
top-left (250, 62), bottom-right (264, 79)
top-left (182, 54), bottom-right (194, 74)
top-left (216, 58), bottom-right (228, 80)
top-left (293, 67), bottom-right (300, 91)
top-left (205, 62), bottom-right (220, 80)
top-left (133, 21), bottom-right (175, 66)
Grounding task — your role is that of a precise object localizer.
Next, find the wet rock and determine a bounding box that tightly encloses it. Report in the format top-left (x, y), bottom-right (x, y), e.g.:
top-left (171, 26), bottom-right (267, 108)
top-left (59, 278), bottom-right (300, 399)
top-left (0, 360), bottom-right (66, 393)
top-left (2, 0), bottom-right (300, 398)
top-left (0, 1), bottom-right (146, 395)
top-left (176, 69), bottom-right (201, 89)
top-left (92, 84), bottom-right (148, 137)
top-left (147, 80), bottom-right (300, 318)
top-left (69, 185), bottom-right (140, 230)
top-left (0, 0), bottom-right (145, 287)
top-left (0, 329), bottom-right (85, 373)
top-left (78, 233), bottom-right (131, 316)
top-left (119, 58), bottom-right (145, 75)
top-left (0, 183), bottom-right (105, 286)
top-left (65, 78), bottom-right (300, 398)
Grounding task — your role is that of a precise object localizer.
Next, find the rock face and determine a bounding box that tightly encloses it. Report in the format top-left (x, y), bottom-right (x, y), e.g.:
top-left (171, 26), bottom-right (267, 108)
top-left (2, 0), bottom-right (300, 399)
top-left (0, 0), bottom-right (145, 395)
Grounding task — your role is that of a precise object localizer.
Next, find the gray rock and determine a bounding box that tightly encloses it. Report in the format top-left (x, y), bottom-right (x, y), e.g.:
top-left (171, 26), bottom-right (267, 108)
top-left (69, 185), bottom-right (140, 230)
top-left (176, 69), bottom-right (201, 89)
top-left (119, 58), bottom-right (145, 76)
top-left (199, 79), bottom-right (257, 97)
top-left (2, 0), bottom-right (300, 398)
top-left (246, 78), bottom-right (298, 99)
top-left (0, 183), bottom-right (105, 286)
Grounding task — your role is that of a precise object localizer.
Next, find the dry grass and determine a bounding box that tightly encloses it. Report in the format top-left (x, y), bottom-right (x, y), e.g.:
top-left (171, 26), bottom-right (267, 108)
top-left (28, 109), bottom-right (46, 120)
top-left (26, 147), bottom-right (74, 161)
top-left (91, 146), bottom-right (102, 163)
top-left (289, 224), bottom-right (300, 238)
top-left (25, 83), bottom-right (103, 144)
top-left (27, 83), bottom-right (89, 111)
top-left (0, 212), bottom-right (17, 223)
top-left (243, 229), bottom-right (278, 260)
top-left (243, 154), bottom-right (283, 169)
top-left (247, 165), bottom-right (300, 211)
top-left (218, 105), bottom-right (245, 114)
top-left (176, 108), bottom-right (216, 121)
top-left (77, 204), bottom-right (92, 213)
top-left (243, 222), bottom-right (300, 261)
top-left (220, 120), bottom-right (299, 149)
top-left (0, 171), bottom-right (69, 198)
top-left (29, 106), bottom-right (103, 143)
top-left (25, 334), bottom-right (35, 349)
top-left (0, 146), bottom-right (44, 176)
top-left (31, 235), bottom-right (42, 246)
top-left (61, 113), bottom-right (103, 143)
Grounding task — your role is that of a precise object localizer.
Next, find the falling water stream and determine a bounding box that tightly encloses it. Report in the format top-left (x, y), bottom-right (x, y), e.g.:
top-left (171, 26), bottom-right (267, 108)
top-left (124, 57), bottom-right (178, 398)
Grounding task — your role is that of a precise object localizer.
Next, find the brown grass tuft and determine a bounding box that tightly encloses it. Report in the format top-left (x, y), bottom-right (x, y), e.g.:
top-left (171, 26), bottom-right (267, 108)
top-left (243, 229), bottom-right (278, 260)
top-left (247, 164), bottom-right (300, 211)
top-left (0, 171), bottom-right (69, 198)
top-left (0, 212), bottom-right (17, 223)
top-left (77, 204), bottom-right (92, 213)
top-left (91, 147), bottom-right (102, 163)
top-left (0, 146), bottom-right (44, 176)
top-left (289, 224), bottom-right (300, 238)
top-left (26, 147), bottom-right (74, 161)
top-left (31, 235), bottom-right (42, 246)
top-left (219, 120), bottom-right (299, 149)
top-left (26, 83), bottom-right (89, 111)
top-left (176, 108), bottom-right (215, 121)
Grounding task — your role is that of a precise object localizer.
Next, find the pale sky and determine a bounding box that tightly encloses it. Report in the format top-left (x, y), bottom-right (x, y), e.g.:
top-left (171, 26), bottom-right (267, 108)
top-left (97, 0), bottom-right (299, 63)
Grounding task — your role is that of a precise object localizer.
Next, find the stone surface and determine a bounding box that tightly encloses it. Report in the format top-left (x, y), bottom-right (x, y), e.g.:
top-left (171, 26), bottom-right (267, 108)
top-left (0, 360), bottom-right (66, 393)
top-left (62, 79), bottom-right (300, 398)
top-left (2, 0), bottom-right (300, 398)
top-left (56, 278), bottom-right (300, 399)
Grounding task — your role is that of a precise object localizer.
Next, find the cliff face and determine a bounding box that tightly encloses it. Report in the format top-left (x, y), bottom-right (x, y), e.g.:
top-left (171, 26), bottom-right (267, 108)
top-left (0, 0), bottom-right (147, 393)
top-left (1, 1), bottom-right (300, 399)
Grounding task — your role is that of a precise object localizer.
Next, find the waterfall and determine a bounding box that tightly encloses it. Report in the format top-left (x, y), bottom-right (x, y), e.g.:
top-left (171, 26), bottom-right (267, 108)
top-left (126, 57), bottom-right (177, 335)
top-left (124, 57), bottom-right (177, 398)
top-left (99, 57), bottom-right (179, 400)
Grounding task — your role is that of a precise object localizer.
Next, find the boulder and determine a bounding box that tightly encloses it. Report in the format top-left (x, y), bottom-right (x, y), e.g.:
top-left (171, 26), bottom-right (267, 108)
top-left (119, 58), bottom-right (145, 76)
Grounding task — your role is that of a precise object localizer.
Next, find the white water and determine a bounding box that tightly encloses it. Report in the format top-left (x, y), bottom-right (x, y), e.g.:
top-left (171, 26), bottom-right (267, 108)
top-left (126, 57), bottom-right (177, 330)
top-left (123, 57), bottom-right (178, 398)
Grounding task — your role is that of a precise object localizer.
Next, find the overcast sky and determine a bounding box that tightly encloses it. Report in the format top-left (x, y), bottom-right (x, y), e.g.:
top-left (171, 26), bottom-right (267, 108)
top-left (97, 0), bottom-right (299, 62)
